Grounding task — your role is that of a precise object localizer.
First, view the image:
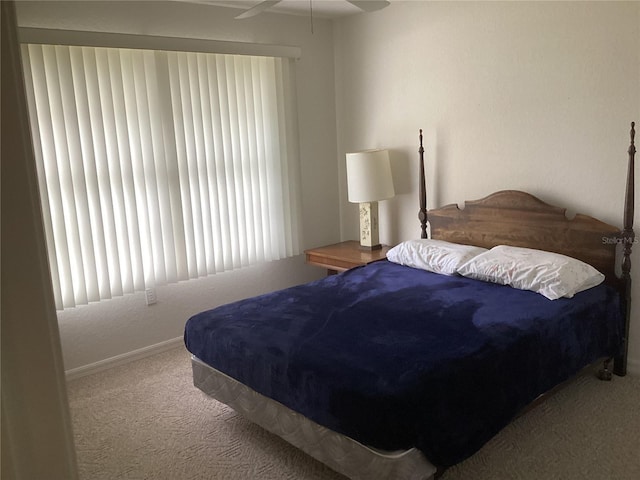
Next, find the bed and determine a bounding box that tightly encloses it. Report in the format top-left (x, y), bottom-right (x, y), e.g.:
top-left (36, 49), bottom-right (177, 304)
top-left (184, 123), bottom-right (636, 480)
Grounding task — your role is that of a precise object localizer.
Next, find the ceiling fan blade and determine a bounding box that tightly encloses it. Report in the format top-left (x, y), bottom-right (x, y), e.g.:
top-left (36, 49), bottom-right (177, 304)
top-left (346, 0), bottom-right (390, 13)
top-left (235, 0), bottom-right (282, 19)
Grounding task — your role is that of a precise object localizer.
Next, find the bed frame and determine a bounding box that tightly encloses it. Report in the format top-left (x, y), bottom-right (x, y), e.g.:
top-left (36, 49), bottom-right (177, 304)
top-left (418, 123), bottom-right (636, 376)
top-left (192, 123), bottom-right (635, 480)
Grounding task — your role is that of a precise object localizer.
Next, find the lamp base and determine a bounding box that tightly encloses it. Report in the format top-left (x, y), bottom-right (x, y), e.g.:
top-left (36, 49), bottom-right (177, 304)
top-left (358, 201), bottom-right (380, 250)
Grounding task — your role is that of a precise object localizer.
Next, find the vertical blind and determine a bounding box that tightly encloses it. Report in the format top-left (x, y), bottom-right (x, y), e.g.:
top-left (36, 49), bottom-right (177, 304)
top-left (21, 44), bottom-right (302, 310)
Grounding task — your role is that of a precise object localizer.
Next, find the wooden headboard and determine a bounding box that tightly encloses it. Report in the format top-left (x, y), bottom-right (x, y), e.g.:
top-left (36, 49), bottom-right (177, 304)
top-left (427, 190), bottom-right (620, 282)
top-left (417, 123), bottom-right (636, 375)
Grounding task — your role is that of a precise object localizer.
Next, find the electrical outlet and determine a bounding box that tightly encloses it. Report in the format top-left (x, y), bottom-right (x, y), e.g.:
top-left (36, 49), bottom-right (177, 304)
top-left (145, 288), bottom-right (157, 306)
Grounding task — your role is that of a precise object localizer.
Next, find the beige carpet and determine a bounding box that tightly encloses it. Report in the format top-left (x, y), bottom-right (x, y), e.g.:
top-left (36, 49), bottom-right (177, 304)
top-left (67, 347), bottom-right (640, 480)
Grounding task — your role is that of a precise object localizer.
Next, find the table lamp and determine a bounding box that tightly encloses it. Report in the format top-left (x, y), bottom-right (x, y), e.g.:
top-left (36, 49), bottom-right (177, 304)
top-left (346, 149), bottom-right (395, 250)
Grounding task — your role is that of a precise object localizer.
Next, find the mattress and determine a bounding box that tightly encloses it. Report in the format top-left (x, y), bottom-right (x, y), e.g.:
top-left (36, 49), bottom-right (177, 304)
top-left (185, 260), bottom-right (622, 467)
top-left (192, 355), bottom-right (437, 480)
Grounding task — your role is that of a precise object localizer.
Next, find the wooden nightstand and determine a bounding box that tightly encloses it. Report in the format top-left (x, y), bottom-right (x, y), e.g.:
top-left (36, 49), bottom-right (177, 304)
top-left (304, 241), bottom-right (391, 275)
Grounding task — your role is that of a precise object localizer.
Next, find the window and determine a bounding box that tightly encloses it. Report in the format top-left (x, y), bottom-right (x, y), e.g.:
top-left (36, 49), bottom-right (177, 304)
top-left (21, 43), bottom-right (302, 310)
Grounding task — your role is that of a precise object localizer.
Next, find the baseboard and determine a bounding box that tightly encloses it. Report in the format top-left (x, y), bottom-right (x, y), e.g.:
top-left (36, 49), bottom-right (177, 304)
top-left (65, 336), bottom-right (184, 381)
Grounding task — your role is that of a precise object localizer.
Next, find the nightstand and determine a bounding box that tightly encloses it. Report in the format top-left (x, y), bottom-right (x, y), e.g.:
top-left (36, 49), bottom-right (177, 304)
top-left (304, 241), bottom-right (391, 275)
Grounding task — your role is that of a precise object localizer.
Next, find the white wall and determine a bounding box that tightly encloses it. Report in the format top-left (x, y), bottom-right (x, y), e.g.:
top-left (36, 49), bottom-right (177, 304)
top-left (334, 1), bottom-right (640, 374)
top-left (15, 0), bottom-right (338, 372)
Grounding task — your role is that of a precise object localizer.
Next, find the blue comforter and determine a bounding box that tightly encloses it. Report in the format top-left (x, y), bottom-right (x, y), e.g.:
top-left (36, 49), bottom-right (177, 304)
top-left (184, 260), bottom-right (622, 467)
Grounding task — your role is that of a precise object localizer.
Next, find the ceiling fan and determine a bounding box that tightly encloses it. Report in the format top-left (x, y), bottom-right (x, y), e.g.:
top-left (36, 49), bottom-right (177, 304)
top-left (235, 0), bottom-right (390, 20)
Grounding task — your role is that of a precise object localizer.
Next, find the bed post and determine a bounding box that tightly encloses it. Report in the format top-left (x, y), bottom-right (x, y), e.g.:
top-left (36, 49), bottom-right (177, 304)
top-left (419, 129), bottom-right (428, 239)
top-left (614, 121), bottom-right (636, 377)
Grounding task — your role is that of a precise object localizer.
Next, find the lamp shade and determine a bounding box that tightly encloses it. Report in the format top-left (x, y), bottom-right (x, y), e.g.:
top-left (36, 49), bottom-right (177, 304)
top-left (346, 149), bottom-right (395, 203)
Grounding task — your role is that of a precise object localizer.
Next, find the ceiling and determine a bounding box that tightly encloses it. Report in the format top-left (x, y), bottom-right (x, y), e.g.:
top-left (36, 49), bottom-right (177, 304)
top-left (182, 0), bottom-right (382, 19)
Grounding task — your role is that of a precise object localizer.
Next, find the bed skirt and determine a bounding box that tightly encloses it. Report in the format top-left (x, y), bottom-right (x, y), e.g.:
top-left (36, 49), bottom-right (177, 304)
top-left (191, 356), bottom-right (437, 480)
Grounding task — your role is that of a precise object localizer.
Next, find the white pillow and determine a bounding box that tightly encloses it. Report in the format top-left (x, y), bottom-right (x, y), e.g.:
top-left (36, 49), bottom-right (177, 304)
top-left (457, 245), bottom-right (604, 300)
top-left (386, 239), bottom-right (488, 276)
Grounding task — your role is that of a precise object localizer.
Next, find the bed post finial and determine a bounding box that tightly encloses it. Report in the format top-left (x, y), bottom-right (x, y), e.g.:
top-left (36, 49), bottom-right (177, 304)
top-left (615, 121), bottom-right (636, 377)
top-left (419, 129), bottom-right (428, 239)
